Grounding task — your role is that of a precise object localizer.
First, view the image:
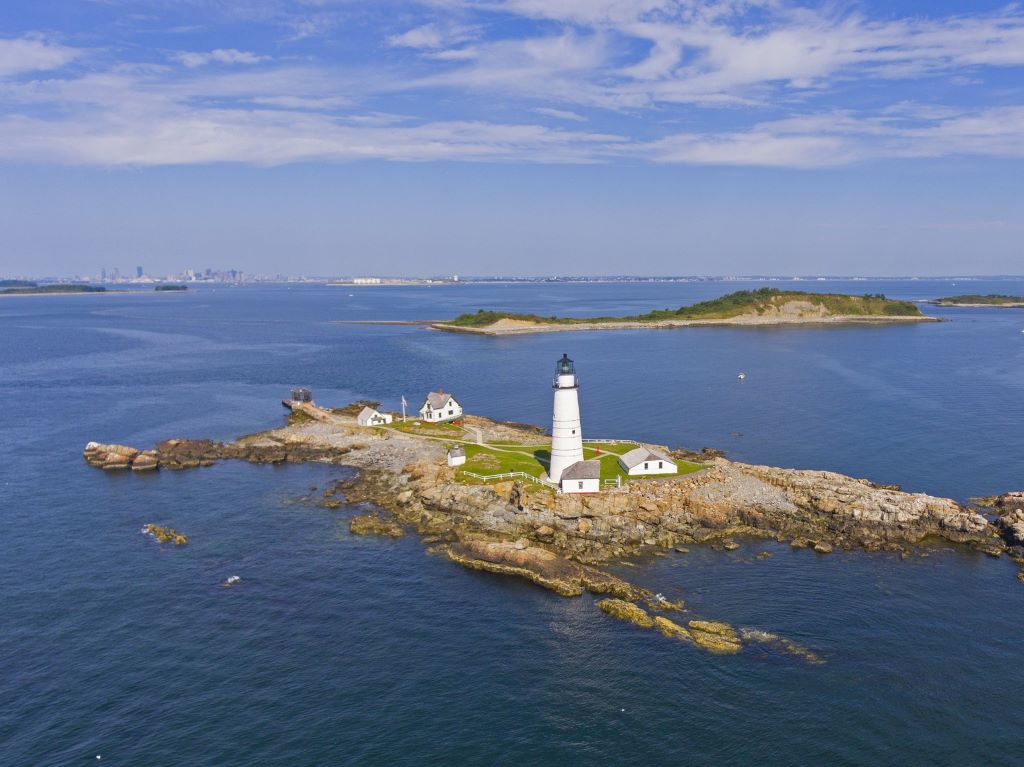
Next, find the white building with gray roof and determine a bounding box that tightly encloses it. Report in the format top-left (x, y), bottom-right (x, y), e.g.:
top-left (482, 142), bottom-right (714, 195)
top-left (419, 390), bottom-right (463, 423)
top-left (356, 406), bottom-right (392, 426)
top-left (559, 459), bottom-right (601, 494)
top-left (617, 447), bottom-right (676, 476)
top-left (447, 446), bottom-right (466, 466)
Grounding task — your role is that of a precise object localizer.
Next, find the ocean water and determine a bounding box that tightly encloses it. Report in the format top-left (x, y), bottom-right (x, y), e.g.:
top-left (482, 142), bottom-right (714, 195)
top-left (1, 280), bottom-right (1023, 765)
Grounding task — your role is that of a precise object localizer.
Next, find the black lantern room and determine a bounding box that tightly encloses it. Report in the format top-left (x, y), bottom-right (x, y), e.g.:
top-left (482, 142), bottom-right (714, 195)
top-left (555, 353), bottom-right (575, 376)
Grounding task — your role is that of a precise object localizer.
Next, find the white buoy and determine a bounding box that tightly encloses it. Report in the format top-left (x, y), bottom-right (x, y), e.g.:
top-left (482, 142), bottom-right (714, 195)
top-left (737, 372), bottom-right (746, 380)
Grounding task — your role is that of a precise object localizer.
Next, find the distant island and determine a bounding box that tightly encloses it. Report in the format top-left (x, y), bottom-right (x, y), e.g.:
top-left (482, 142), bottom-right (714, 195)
top-left (0, 282), bottom-right (107, 296)
top-left (433, 289), bottom-right (933, 335)
top-left (155, 284), bottom-right (188, 291)
top-left (933, 294), bottom-right (1024, 307)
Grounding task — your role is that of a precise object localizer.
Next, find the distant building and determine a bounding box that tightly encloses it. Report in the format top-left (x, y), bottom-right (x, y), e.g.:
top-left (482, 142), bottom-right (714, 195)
top-left (290, 387), bottom-right (313, 403)
top-left (419, 391), bottom-right (463, 423)
top-left (357, 406), bottom-right (392, 426)
top-left (136, 266), bottom-right (143, 278)
top-left (617, 447), bottom-right (676, 476)
top-left (559, 460), bottom-right (601, 494)
top-left (353, 277), bottom-right (382, 285)
top-left (447, 446), bottom-right (466, 466)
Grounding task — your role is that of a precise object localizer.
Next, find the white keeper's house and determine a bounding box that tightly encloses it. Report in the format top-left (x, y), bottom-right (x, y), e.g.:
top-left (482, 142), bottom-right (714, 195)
top-left (559, 459), bottom-right (601, 494)
top-left (419, 390), bottom-right (463, 423)
top-left (617, 447), bottom-right (676, 476)
top-left (357, 406), bottom-right (393, 426)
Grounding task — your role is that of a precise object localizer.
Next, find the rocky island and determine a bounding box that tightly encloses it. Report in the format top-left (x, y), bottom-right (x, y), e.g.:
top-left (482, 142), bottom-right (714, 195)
top-left (932, 294), bottom-right (1024, 307)
top-left (431, 289), bottom-right (935, 335)
top-left (84, 399), bottom-right (1024, 661)
top-left (1, 282), bottom-right (108, 296)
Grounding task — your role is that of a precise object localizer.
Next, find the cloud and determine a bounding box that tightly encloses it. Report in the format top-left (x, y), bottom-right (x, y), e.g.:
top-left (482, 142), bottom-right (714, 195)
top-left (0, 36), bottom-right (80, 78)
top-left (174, 49), bottom-right (269, 68)
top-left (533, 107), bottom-right (586, 122)
top-left (2, 2), bottom-right (1024, 169)
top-left (640, 107), bottom-right (1024, 167)
top-left (388, 22), bottom-right (477, 50)
top-left (0, 109), bottom-right (623, 166)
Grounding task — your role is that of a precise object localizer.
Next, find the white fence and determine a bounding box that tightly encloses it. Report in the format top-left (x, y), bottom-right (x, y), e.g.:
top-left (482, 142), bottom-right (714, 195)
top-left (461, 470), bottom-right (559, 489)
top-left (582, 438), bottom-right (642, 446)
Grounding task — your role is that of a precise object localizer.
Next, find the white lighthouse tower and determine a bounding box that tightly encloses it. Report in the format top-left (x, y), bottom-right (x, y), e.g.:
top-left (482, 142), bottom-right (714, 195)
top-left (548, 353), bottom-right (585, 483)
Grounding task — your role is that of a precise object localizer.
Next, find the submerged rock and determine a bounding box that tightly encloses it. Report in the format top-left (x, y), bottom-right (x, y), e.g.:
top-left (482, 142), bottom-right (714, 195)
top-left (740, 629), bottom-right (825, 664)
top-left (597, 598), bottom-right (655, 628)
top-left (141, 524), bottom-right (188, 545)
top-left (349, 515), bottom-right (404, 538)
top-left (813, 542), bottom-right (834, 554)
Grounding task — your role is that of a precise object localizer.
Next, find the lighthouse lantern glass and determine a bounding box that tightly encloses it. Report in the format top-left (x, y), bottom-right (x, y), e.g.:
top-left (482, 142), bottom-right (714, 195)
top-left (556, 354), bottom-right (575, 376)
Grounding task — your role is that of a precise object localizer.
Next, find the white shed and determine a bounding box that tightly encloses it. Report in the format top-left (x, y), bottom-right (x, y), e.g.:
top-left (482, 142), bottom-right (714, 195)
top-left (419, 390), bottom-right (463, 423)
top-left (617, 447), bottom-right (676, 476)
top-left (356, 406), bottom-right (393, 427)
top-left (559, 460), bottom-right (601, 494)
top-left (447, 446), bottom-right (466, 467)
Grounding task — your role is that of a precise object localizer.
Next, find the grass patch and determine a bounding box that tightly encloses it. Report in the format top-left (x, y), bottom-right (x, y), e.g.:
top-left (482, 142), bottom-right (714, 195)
top-left (455, 439), bottom-right (704, 487)
top-left (444, 288), bottom-right (922, 327)
top-left (385, 419), bottom-right (465, 437)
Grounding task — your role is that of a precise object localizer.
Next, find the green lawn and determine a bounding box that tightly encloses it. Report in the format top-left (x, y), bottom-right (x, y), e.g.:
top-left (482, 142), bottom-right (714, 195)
top-left (460, 443), bottom-right (548, 477)
top-left (383, 419), bottom-right (465, 437)
top-left (455, 439), bottom-right (705, 487)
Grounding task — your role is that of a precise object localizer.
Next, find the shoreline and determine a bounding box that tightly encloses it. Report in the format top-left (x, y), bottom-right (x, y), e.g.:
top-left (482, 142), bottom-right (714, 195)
top-left (430, 314), bottom-right (939, 336)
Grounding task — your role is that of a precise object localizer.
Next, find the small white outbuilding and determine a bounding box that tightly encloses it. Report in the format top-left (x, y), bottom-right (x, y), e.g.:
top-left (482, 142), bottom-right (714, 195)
top-left (617, 447), bottom-right (676, 476)
top-left (447, 446), bottom-right (466, 467)
top-left (356, 406), bottom-right (393, 427)
top-left (559, 460), bottom-right (601, 494)
top-left (419, 390), bottom-right (463, 423)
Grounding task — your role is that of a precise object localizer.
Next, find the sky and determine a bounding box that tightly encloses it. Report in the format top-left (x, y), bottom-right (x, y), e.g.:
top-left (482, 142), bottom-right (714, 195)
top-left (0, 0), bottom-right (1022, 277)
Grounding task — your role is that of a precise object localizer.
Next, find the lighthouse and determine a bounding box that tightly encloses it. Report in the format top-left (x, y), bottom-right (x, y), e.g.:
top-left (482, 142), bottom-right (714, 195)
top-left (549, 353), bottom-right (585, 482)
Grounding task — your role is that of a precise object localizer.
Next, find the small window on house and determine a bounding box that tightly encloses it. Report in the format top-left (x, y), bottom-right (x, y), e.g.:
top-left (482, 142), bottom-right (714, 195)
top-left (644, 462), bottom-right (649, 470)
top-left (578, 481), bottom-right (584, 490)
top-left (658, 461), bottom-right (663, 469)
top-left (572, 429), bottom-right (576, 434)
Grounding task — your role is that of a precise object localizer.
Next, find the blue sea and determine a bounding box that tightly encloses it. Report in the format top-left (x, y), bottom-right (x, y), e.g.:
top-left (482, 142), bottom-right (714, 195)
top-left (2, 280), bottom-right (1023, 765)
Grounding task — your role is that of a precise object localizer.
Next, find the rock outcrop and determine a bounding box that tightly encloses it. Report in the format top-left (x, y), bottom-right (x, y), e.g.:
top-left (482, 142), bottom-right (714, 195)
top-left (448, 540), bottom-right (645, 599)
top-left (84, 442), bottom-right (140, 470)
top-left (597, 598), bottom-right (656, 627)
top-left (349, 515), bottom-right (405, 538)
top-left (141, 524), bottom-right (188, 545)
top-left (688, 620), bottom-right (742, 654)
